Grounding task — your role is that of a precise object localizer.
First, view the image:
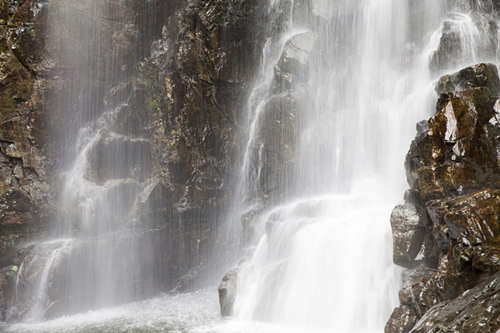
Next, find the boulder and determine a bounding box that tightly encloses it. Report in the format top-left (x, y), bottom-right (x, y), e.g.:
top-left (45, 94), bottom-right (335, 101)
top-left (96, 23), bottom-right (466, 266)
top-left (218, 269), bottom-right (238, 316)
top-left (435, 63), bottom-right (500, 95)
top-left (426, 189), bottom-right (500, 273)
top-left (411, 272), bottom-right (500, 333)
top-left (390, 204), bottom-right (425, 268)
top-left (405, 64), bottom-right (500, 201)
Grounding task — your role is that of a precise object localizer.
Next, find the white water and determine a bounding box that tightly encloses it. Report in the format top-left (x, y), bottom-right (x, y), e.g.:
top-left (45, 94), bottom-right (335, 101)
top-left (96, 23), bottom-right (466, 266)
top-left (8, 0), bottom-right (154, 321)
top-left (6, 0), bottom-right (500, 332)
top-left (7, 290), bottom-right (219, 333)
top-left (221, 0), bottom-right (500, 333)
top-left (24, 239), bottom-right (74, 322)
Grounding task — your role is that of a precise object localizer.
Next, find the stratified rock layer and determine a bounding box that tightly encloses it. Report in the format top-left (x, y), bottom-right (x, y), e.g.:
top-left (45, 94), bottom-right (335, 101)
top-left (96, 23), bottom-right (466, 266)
top-left (386, 63), bottom-right (500, 333)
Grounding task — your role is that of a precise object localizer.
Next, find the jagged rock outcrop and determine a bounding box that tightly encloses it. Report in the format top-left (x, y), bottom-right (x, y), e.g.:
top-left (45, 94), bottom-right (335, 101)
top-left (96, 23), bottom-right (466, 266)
top-left (386, 63), bottom-right (500, 333)
top-left (410, 272), bottom-right (500, 332)
top-left (390, 204), bottom-right (426, 268)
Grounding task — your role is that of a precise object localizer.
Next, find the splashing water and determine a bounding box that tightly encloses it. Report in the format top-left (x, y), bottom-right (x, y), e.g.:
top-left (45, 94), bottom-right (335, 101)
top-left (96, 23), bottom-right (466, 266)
top-left (6, 0), bottom-right (500, 332)
top-left (218, 0), bottom-right (500, 333)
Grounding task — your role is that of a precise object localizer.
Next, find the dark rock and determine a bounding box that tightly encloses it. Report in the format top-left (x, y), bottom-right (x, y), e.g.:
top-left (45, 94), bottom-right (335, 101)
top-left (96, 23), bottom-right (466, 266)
top-left (430, 20), bottom-right (463, 73)
top-left (436, 63), bottom-right (500, 95)
top-left (426, 189), bottom-right (500, 272)
top-left (85, 132), bottom-right (152, 184)
top-left (411, 272), bottom-right (500, 333)
top-left (384, 305), bottom-right (417, 333)
top-left (218, 269), bottom-right (238, 317)
top-left (430, 17), bottom-right (499, 74)
top-left (400, 259), bottom-right (476, 314)
top-left (135, 0), bottom-right (268, 284)
top-left (0, 0), bottom-right (52, 320)
top-left (388, 63), bottom-right (500, 332)
top-left (405, 65), bottom-right (500, 202)
top-left (257, 93), bottom-right (299, 202)
top-left (390, 204), bottom-right (425, 268)
top-left (274, 31), bottom-right (315, 92)
top-left (0, 266), bottom-right (17, 321)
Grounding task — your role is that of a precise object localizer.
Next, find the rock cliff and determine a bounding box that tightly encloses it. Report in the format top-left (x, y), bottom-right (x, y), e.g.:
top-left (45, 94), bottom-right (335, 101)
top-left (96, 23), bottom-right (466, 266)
top-left (0, 0), bottom-right (267, 321)
top-left (386, 63), bottom-right (500, 333)
top-left (0, 0), bottom-right (51, 321)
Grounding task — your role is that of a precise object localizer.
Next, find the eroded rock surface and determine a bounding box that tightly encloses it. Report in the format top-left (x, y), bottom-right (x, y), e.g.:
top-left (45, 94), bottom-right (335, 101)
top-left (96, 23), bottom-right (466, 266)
top-left (386, 63), bottom-right (500, 333)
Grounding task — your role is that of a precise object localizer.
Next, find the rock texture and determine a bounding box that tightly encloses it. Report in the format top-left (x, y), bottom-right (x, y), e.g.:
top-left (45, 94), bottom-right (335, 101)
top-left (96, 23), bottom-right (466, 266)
top-left (430, 2), bottom-right (499, 74)
top-left (218, 269), bottom-right (238, 317)
top-left (0, 0), bottom-right (52, 321)
top-left (0, 0), bottom-right (268, 322)
top-left (386, 63), bottom-right (500, 333)
top-left (132, 0), bottom-right (267, 290)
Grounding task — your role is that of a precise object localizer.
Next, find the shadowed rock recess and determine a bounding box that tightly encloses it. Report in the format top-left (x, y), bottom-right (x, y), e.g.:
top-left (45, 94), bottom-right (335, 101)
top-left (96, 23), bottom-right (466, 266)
top-left (0, 0), bottom-right (266, 321)
top-left (386, 63), bottom-right (500, 332)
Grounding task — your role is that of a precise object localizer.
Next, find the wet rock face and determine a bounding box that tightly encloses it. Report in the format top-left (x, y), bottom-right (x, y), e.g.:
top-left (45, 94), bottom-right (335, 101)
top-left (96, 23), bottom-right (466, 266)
top-left (430, 4), bottom-right (499, 74)
top-left (133, 0), bottom-right (268, 283)
top-left (0, 0), bottom-right (52, 321)
top-left (387, 63), bottom-right (500, 333)
top-left (0, 0), bottom-right (268, 321)
top-left (411, 272), bottom-right (500, 333)
top-left (436, 63), bottom-right (500, 95)
top-left (390, 204), bottom-right (425, 268)
top-left (256, 30), bottom-right (315, 204)
top-left (406, 63), bottom-right (500, 201)
top-left (218, 269), bottom-right (238, 317)
top-left (85, 133), bottom-right (152, 184)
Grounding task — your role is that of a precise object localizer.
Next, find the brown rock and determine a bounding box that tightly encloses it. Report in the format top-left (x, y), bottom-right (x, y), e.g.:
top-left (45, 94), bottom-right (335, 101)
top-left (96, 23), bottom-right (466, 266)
top-left (390, 204), bottom-right (425, 268)
top-left (411, 272), bottom-right (500, 333)
top-left (385, 305), bottom-right (417, 333)
top-left (389, 63), bottom-right (500, 333)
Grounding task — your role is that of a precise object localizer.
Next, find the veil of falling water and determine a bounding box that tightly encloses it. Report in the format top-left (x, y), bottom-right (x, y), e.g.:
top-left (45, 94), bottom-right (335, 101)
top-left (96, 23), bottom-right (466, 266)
top-left (9, 0), bottom-right (157, 321)
top-left (5, 0), bottom-right (500, 332)
top-left (224, 0), bottom-right (500, 333)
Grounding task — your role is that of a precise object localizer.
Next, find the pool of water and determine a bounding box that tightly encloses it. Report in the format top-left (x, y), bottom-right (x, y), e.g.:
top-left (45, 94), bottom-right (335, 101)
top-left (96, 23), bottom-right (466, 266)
top-left (4, 290), bottom-right (219, 333)
top-left (3, 289), bottom-right (384, 333)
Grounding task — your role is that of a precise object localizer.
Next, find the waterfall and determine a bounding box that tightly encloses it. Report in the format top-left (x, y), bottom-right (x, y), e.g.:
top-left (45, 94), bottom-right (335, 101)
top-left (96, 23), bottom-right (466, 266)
top-left (225, 0), bottom-right (299, 250)
top-left (25, 240), bottom-right (72, 321)
top-left (5, 0), bottom-right (500, 331)
top-left (8, 0), bottom-right (156, 320)
top-left (221, 0), bottom-right (499, 332)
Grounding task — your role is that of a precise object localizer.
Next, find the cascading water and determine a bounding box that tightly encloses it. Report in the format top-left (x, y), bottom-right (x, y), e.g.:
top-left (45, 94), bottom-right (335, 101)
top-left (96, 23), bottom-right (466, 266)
top-left (225, 0), bottom-right (300, 247)
top-left (215, 0), bottom-right (500, 333)
top-left (7, 0), bottom-right (156, 321)
top-left (5, 0), bottom-right (500, 332)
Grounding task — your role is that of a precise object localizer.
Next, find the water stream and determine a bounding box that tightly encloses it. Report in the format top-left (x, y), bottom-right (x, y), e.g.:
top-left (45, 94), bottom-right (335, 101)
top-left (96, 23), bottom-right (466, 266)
top-left (5, 0), bottom-right (500, 332)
